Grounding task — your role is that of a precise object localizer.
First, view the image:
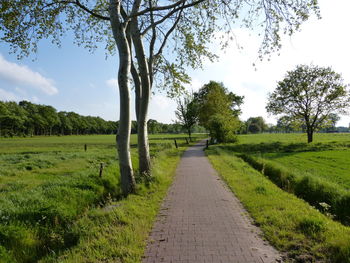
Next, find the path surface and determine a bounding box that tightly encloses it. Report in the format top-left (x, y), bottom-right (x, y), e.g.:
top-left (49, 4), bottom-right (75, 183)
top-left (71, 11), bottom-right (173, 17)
top-left (143, 141), bottom-right (283, 263)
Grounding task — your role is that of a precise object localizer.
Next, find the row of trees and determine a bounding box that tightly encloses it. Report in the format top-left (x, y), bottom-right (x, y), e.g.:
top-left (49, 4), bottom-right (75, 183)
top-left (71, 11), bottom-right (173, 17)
top-left (176, 81), bottom-right (243, 143)
top-left (1, 101), bottom-right (195, 137)
top-left (0, 101), bottom-right (118, 137)
top-left (241, 114), bottom-right (347, 134)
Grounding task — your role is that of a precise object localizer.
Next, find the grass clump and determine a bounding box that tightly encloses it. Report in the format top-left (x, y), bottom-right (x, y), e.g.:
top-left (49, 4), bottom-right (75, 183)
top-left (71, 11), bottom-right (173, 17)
top-left (298, 217), bottom-right (326, 239)
top-left (206, 146), bottom-right (350, 263)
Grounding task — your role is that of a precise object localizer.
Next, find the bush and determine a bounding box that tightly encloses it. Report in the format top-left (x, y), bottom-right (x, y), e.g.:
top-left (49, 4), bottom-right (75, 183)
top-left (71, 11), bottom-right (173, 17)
top-left (208, 114), bottom-right (239, 143)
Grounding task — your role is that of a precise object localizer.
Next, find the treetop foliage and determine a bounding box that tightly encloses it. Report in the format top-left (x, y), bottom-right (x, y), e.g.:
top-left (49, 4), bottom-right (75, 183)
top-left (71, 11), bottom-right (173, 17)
top-left (0, 100), bottom-right (118, 137)
top-left (0, 0), bottom-right (320, 82)
top-left (267, 64), bottom-right (350, 120)
top-left (192, 81), bottom-right (243, 142)
top-left (194, 81), bottom-right (243, 128)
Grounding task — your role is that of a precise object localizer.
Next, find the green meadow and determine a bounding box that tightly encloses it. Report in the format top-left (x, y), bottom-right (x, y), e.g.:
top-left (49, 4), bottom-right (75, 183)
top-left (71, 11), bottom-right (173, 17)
top-left (206, 132), bottom-right (350, 262)
top-left (232, 133), bottom-right (350, 190)
top-left (2, 132), bottom-right (350, 262)
top-left (0, 134), bottom-right (204, 263)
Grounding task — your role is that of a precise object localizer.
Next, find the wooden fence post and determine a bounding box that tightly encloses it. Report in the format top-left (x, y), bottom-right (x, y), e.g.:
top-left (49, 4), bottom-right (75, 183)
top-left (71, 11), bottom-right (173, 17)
top-left (99, 163), bottom-right (104, 177)
top-left (206, 140), bottom-right (209, 149)
top-left (174, 139), bottom-right (178, 149)
top-left (84, 144), bottom-right (87, 152)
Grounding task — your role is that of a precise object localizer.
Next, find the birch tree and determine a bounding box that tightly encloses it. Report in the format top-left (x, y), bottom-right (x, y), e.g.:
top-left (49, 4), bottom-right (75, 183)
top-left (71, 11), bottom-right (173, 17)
top-left (0, 0), bottom-right (320, 195)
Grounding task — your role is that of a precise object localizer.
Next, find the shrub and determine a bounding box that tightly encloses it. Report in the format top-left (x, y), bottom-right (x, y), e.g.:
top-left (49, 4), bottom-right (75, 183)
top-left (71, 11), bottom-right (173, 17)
top-left (208, 114), bottom-right (239, 143)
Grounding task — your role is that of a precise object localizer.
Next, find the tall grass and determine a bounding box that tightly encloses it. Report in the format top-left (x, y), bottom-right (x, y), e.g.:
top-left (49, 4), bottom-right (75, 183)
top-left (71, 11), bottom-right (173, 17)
top-left (237, 153), bottom-right (350, 224)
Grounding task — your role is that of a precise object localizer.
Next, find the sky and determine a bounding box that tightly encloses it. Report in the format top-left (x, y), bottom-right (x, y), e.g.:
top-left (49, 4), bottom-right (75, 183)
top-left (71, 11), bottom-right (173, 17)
top-left (0, 0), bottom-right (350, 127)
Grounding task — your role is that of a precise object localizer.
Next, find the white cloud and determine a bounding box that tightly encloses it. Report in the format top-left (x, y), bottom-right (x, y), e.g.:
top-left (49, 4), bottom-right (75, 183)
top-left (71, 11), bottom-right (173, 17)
top-left (0, 54), bottom-right (58, 95)
top-left (0, 88), bottom-right (19, 101)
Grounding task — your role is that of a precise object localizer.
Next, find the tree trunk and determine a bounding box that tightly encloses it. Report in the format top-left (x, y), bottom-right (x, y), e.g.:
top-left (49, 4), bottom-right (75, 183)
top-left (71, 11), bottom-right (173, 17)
top-left (307, 127), bottom-right (313, 143)
top-left (109, 0), bottom-right (136, 195)
top-left (131, 20), bottom-right (151, 176)
top-left (131, 62), bottom-right (141, 122)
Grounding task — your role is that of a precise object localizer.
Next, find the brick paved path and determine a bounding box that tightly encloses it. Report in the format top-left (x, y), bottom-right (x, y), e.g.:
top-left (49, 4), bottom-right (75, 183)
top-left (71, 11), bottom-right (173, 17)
top-left (143, 142), bottom-right (283, 263)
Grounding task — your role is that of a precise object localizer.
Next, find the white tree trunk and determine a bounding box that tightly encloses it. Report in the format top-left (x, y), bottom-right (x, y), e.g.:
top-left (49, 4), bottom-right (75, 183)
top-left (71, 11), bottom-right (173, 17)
top-left (109, 0), bottom-right (136, 195)
top-left (131, 21), bottom-right (151, 176)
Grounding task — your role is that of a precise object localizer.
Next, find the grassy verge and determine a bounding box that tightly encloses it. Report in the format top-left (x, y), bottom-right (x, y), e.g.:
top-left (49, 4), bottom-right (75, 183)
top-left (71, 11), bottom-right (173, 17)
top-left (236, 153), bottom-right (350, 225)
top-left (40, 146), bottom-right (185, 263)
top-left (206, 146), bottom-right (350, 263)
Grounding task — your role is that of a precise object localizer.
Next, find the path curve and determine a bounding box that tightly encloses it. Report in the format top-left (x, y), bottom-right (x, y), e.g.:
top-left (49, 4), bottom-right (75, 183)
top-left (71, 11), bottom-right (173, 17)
top-left (143, 141), bottom-right (283, 263)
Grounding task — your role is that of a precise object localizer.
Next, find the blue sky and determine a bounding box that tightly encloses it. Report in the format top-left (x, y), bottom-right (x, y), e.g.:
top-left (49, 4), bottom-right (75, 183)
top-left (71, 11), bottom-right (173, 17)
top-left (0, 0), bottom-right (350, 127)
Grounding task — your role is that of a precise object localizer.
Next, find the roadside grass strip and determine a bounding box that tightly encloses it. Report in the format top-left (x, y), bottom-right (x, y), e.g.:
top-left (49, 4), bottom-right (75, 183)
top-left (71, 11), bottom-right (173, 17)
top-left (206, 146), bottom-right (350, 263)
top-left (39, 147), bottom-right (184, 263)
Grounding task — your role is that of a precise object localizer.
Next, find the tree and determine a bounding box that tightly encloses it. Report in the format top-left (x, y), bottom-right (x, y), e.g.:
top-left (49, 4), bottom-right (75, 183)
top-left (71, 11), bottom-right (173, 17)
top-left (324, 113), bottom-right (340, 132)
top-left (0, 1), bottom-right (320, 195)
top-left (276, 116), bottom-right (302, 133)
top-left (266, 65), bottom-right (350, 143)
top-left (147, 119), bottom-right (161, 134)
top-left (246, 116), bottom-right (267, 134)
top-left (208, 113), bottom-right (239, 143)
top-left (38, 105), bottom-right (60, 135)
top-left (175, 94), bottom-right (198, 140)
top-left (194, 81), bottom-right (243, 127)
top-left (58, 111), bottom-right (73, 135)
top-left (194, 81), bottom-right (243, 142)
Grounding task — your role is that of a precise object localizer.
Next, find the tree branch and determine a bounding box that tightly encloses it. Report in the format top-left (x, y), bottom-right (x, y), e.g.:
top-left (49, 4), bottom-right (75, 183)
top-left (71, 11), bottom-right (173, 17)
top-left (154, 4), bottom-right (184, 58)
top-left (73, 0), bottom-right (110, 20)
top-left (134, 0), bottom-right (205, 19)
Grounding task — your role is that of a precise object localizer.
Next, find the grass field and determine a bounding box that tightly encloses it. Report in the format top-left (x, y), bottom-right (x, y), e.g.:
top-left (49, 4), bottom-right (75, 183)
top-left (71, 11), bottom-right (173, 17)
top-left (0, 134), bottom-right (204, 263)
top-left (231, 133), bottom-right (350, 190)
top-left (206, 132), bottom-right (350, 262)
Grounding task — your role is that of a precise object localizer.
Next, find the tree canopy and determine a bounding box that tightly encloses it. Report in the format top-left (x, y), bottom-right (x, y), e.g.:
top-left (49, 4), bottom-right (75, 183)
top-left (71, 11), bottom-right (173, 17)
top-left (194, 81), bottom-right (243, 128)
top-left (0, 100), bottom-right (118, 137)
top-left (266, 64), bottom-right (350, 143)
top-left (194, 81), bottom-right (243, 142)
top-left (246, 116), bottom-right (268, 134)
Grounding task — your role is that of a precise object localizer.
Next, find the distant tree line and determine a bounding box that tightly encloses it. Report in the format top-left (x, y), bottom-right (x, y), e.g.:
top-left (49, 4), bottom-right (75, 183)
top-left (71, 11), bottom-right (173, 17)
top-left (0, 101), bottom-right (118, 137)
top-left (0, 101), bottom-right (193, 137)
top-left (240, 114), bottom-right (349, 134)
